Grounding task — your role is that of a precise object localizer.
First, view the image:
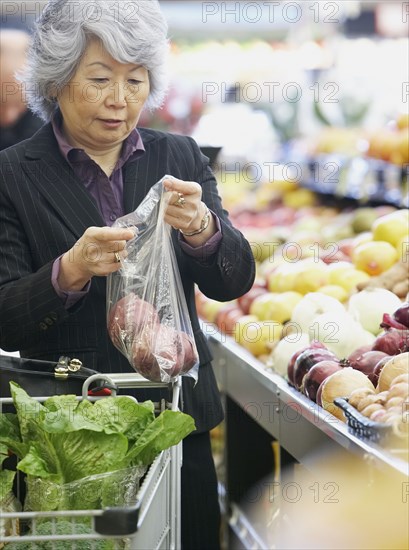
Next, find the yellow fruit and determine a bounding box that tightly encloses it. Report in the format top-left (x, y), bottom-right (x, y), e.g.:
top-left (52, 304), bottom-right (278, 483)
top-left (338, 269), bottom-right (370, 293)
top-left (233, 315), bottom-right (259, 343)
top-left (372, 212), bottom-right (409, 247)
top-left (282, 188), bottom-right (316, 208)
top-left (267, 264), bottom-right (298, 293)
top-left (318, 284), bottom-right (349, 302)
top-left (263, 291), bottom-right (303, 324)
top-left (249, 293), bottom-right (281, 321)
top-left (327, 261), bottom-right (355, 286)
top-left (202, 299), bottom-right (231, 323)
top-left (265, 179), bottom-right (299, 193)
top-left (237, 320), bottom-right (283, 356)
top-left (294, 262), bottom-right (329, 294)
top-left (352, 231), bottom-right (373, 247)
top-left (352, 241), bottom-right (398, 276)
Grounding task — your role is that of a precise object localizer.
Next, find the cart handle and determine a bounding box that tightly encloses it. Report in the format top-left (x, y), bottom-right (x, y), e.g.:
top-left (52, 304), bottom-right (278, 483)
top-left (81, 374), bottom-right (118, 399)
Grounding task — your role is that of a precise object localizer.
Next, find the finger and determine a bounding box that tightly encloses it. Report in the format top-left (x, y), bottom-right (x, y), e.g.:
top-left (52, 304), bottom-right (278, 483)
top-left (164, 211), bottom-right (193, 232)
top-left (163, 176), bottom-right (201, 197)
top-left (109, 240), bottom-right (127, 253)
top-left (87, 226), bottom-right (136, 242)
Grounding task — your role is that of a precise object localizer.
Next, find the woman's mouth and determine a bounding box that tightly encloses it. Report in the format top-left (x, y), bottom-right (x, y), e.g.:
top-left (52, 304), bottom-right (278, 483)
top-left (99, 119), bottom-right (123, 128)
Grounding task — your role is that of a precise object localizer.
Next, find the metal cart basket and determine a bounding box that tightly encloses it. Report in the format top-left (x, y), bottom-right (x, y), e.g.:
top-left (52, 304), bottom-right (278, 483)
top-left (0, 373), bottom-right (183, 550)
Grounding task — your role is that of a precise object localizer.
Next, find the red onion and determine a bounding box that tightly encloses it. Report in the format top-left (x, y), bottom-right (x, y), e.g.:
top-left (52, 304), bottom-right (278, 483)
top-left (347, 344), bottom-right (373, 365)
top-left (372, 329), bottom-right (409, 355)
top-left (348, 350), bottom-right (389, 377)
top-left (302, 360), bottom-right (342, 402)
top-left (380, 313), bottom-right (407, 330)
top-left (393, 302), bottom-right (409, 328)
top-left (287, 341), bottom-right (326, 385)
top-left (369, 355), bottom-right (392, 387)
top-left (293, 348), bottom-right (338, 390)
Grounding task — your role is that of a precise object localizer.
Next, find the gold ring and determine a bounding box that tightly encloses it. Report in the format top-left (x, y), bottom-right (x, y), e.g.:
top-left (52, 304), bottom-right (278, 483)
top-left (114, 252), bottom-right (121, 263)
top-left (175, 193), bottom-right (186, 207)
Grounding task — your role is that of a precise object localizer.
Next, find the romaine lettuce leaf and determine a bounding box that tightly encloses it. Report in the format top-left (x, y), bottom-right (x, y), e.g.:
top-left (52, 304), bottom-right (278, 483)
top-left (126, 409), bottom-right (195, 466)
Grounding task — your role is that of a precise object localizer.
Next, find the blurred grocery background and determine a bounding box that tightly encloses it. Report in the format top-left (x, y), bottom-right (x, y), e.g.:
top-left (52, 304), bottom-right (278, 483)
top-left (1, 1), bottom-right (408, 549)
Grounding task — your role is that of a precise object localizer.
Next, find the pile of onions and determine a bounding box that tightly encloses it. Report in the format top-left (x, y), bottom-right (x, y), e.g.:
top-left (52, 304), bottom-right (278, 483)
top-left (348, 289), bottom-right (402, 335)
top-left (319, 367), bottom-right (375, 421)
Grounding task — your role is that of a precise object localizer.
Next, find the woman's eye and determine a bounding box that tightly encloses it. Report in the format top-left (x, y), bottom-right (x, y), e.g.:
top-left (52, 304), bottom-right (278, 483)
top-left (91, 78), bottom-right (108, 83)
top-left (128, 79), bottom-right (142, 85)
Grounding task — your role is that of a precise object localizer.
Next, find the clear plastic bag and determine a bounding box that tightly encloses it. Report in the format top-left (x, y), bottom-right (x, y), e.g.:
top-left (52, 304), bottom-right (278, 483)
top-left (24, 464), bottom-right (147, 511)
top-left (107, 177), bottom-right (199, 383)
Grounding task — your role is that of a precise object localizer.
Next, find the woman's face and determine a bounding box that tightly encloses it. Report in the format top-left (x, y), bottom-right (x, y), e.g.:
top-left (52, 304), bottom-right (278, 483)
top-left (57, 39), bottom-right (150, 153)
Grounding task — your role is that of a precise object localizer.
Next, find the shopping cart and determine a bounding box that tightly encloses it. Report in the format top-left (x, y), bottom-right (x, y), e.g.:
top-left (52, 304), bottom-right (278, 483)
top-left (0, 372), bottom-right (183, 550)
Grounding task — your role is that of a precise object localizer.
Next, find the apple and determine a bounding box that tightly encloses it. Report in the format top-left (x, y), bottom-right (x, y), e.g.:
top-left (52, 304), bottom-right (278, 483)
top-left (237, 286), bottom-right (268, 314)
top-left (318, 284), bottom-right (348, 302)
top-left (249, 292), bottom-right (278, 320)
top-left (352, 241), bottom-right (398, 276)
top-left (372, 211), bottom-right (409, 247)
top-left (336, 238), bottom-right (355, 258)
top-left (327, 261), bottom-right (355, 286)
top-left (235, 319), bottom-right (283, 357)
top-left (216, 305), bottom-right (245, 336)
top-left (108, 293), bottom-right (159, 351)
top-left (318, 247), bottom-right (350, 264)
top-left (337, 269), bottom-right (370, 294)
top-left (294, 261), bottom-right (329, 294)
top-left (131, 325), bottom-right (198, 382)
top-left (267, 264), bottom-right (295, 293)
top-left (232, 314), bottom-right (259, 344)
top-left (351, 208), bottom-right (378, 234)
top-left (262, 291), bottom-right (303, 324)
top-left (201, 298), bottom-right (232, 323)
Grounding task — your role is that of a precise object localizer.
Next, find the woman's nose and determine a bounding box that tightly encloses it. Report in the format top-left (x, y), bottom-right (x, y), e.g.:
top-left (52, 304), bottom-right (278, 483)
top-left (106, 81), bottom-right (128, 107)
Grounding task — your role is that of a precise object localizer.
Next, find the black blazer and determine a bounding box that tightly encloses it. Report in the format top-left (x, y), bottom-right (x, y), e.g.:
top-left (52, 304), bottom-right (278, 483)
top-left (0, 124), bottom-right (255, 432)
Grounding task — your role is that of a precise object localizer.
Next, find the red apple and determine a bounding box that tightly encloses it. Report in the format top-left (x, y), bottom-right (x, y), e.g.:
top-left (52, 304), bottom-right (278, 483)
top-left (216, 304), bottom-right (243, 332)
top-left (337, 238), bottom-right (355, 258)
top-left (108, 293), bottom-right (159, 351)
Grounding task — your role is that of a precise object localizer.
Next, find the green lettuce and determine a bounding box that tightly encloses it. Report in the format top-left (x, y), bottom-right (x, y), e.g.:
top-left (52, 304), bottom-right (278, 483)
top-left (0, 382), bottom-right (195, 511)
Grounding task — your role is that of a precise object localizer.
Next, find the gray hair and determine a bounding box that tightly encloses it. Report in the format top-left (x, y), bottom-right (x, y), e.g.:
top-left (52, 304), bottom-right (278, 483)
top-left (23, 0), bottom-right (169, 122)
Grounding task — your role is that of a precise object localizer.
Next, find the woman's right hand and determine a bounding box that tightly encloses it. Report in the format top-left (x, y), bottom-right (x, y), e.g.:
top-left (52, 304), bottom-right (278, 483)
top-left (58, 226), bottom-right (135, 291)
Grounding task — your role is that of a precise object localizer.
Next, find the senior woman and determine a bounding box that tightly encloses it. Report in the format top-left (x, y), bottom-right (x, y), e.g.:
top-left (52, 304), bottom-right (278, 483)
top-left (0, 1), bottom-right (255, 548)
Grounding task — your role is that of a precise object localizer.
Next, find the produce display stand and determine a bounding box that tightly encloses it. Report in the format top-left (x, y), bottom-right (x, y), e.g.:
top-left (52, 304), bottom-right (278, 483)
top-left (204, 327), bottom-right (409, 549)
top-left (0, 373), bottom-right (182, 550)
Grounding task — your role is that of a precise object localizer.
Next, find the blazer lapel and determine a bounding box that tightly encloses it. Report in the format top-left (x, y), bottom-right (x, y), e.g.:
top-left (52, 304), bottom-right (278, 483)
top-left (23, 124), bottom-right (105, 239)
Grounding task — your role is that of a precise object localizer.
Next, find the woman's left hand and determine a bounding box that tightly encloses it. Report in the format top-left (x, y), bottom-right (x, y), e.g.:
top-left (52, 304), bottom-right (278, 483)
top-left (164, 176), bottom-right (209, 236)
